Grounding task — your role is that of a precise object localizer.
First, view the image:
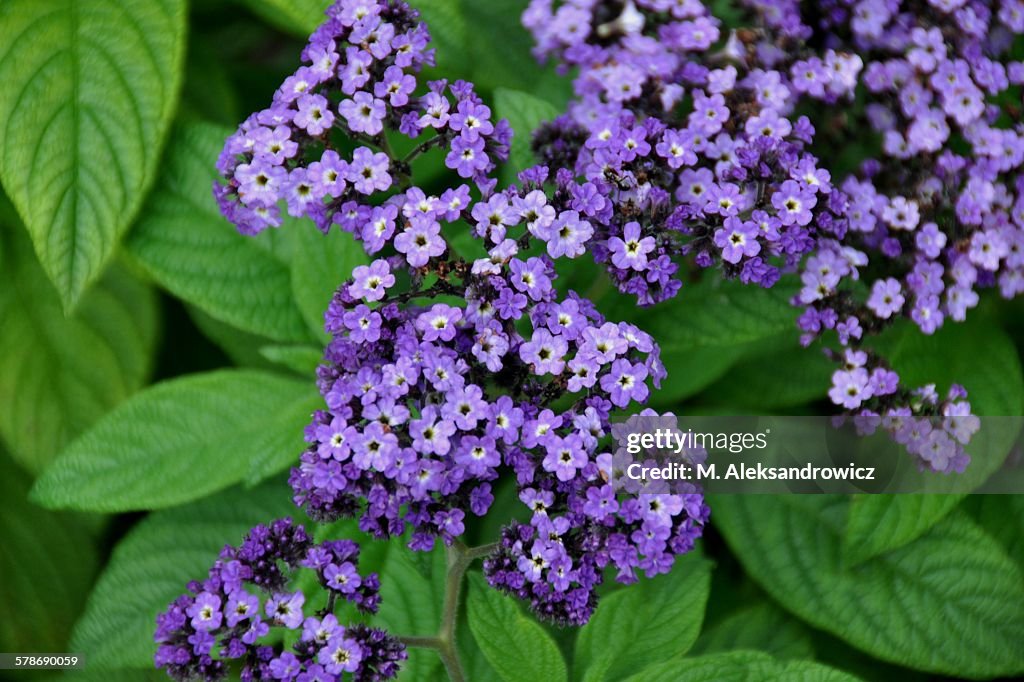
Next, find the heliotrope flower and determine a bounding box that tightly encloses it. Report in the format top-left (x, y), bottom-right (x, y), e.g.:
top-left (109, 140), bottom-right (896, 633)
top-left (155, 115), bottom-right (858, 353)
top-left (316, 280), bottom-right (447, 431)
top-left (523, 0), bottom-right (855, 305)
top-left (154, 519), bottom-right (404, 682)
top-left (214, 0), bottom-right (511, 238)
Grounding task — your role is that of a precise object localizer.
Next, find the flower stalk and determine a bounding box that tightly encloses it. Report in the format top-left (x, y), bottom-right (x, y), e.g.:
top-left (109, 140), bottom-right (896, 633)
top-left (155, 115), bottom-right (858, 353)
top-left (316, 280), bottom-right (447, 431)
top-left (398, 541), bottom-right (499, 682)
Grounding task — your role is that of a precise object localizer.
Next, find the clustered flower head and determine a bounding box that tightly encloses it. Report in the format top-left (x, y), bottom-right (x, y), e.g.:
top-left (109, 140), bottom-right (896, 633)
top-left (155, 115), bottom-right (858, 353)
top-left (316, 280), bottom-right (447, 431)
top-left (760, 0), bottom-right (1024, 462)
top-left (522, 0), bottom-right (859, 304)
top-left (154, 519), bottom-right (405, 682)
top-left (206, 0), bottom-right (709, 631)
top-left (521, 0), bottom-right (1024, 470)
top-left (164, 3), bottom-right (1023, 676)
top-left (213, 0), bottom-right (511, 237)
top-left (792, 0), bottom-right (1024, 340)
top-left (280, 128), bottom-right (716, 620)
top-left (483, 406), bottom-right (709, 625)
top-left (291, 157), bottom-right (715, 622)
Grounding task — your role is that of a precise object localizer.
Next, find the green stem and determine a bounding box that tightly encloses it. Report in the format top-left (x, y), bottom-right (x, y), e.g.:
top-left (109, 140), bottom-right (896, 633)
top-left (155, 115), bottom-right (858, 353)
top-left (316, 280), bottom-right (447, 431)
top-left (396, 541), bottom-right (500, 682)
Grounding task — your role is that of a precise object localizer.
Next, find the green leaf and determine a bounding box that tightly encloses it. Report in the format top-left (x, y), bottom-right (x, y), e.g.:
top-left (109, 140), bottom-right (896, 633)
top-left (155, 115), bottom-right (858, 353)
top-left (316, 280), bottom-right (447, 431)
top-left (702, 345), bottom-right (833, 410)
top-left (189, 305), bottom-right (280, 371)
top-left (260, 344), bottom-right (324, 375)
top-left (414, 0), bottom-right (471, 75)
top-left (711, 495), bottom-right (1024, 677)
top-left (629, 277), bottom-right (799, 404)
top-left (0, 0), bottom-right (186, 308)
top-left (967, 495), bottom-right (1024, 570)
top-left (126, 122), bottom-right (311, 343)
top-left (467, 574), bottom-right (568, 682)
top-left (375, 543), bottom-right (447, 681)
top-left (842, 320), bottom-right (1024, 563)
top-left (576, 552), bottom-right (712, 681)
top-left (0, 217), bottom-right (158, 475)
top-left (31, 369), bottom-right (319, 512)
top-left (68, 479), bottom-right (301, 669)
top-left (886, 319), bottom-right (1024, 415)
top-left (286, 221), bottom-right (368, 341)
top-left (690, 602), bottom-right (815, 661)
top-left (0, 451), bottom-right (98, 653)
top-left (494, 88), bottom-right (561, 181)
top-left (459, 0), bottom-right (569, 105)
top-left (842, 495), bottom-right (962, 567)
top-left (624, 651), bottom-right (863, 682)
top-left (179, 35), bottom-right (241, 127)
top-left (233, 0), bottom-right (328, 37)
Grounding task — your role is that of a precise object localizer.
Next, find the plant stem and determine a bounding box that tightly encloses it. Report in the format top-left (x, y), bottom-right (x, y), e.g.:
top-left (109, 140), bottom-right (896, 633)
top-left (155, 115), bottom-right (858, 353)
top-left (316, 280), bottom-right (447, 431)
top-left (395, 540), bottom-right (500, 682)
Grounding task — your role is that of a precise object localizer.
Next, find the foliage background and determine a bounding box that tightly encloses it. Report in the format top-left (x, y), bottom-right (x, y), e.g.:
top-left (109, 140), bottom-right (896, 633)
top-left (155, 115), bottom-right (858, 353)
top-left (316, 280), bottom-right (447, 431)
top-left (0, 0), bottom-right (1022, 680)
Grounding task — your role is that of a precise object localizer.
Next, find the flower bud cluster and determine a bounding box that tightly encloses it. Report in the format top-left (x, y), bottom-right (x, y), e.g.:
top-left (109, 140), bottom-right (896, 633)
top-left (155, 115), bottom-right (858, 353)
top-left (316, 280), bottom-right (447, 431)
top-left (522, 0), bottom-right (857, 304)
top-left (214, 0), bottom-right (511, 237)
top-left (155, 519), bottom-right (405, 682)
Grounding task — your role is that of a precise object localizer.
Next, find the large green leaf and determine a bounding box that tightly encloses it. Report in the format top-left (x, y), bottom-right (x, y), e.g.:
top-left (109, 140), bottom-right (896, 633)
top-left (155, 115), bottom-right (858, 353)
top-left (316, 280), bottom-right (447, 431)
top-left (690, 602), bottom-right (815, 660)
top-left (459, 0), bottom-right (569, 104)
top-left (125, 122), bottom-right (311, 343)
top-left (712, 495), bottom-right (1024, 678)
top-left (68, 479), bottom-right (301, 669)
top-left (628, 277), bottom-right (800, 404)
top-left (0, 451), bottom-right (98, 653)
top-left (842, 495), bottom-right (962, 567)
top-left (287, 222), bottom-right (368, 341)
top-left (375, 543), bottom-right (447, 681)
top-left (31, 370), bottom-right (319, 512)
top-left (702, 345), bottom-right (833, 411)
top-left (234, 0), bottom-right (327, 37)
top-left (967, 495), bottom-right (1024, 570)
top-left (494, 88), bottom-right (561, 183)
top-left (624, 651), bottom-right (862, 682)
top-left (843, 320), bottom-right (1024, 564)
top-left (0, 0), bottom-right (186, 308)
top-left (886, 318), bottom-right (1024, 416)
top-left (466, 574), bottom-right (567, 682)
top-left (414, 0), bottom-right (472, 74)
top-left (0, 217), bottom-right (157, 475)
top-left (576, 552), bottom-right (712, 681)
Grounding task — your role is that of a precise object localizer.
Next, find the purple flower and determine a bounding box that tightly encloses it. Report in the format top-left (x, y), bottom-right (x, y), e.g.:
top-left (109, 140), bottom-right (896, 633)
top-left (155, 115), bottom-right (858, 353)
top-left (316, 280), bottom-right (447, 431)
top-left (339, 91), bottom-right (386, 135)
top-left (867, 278), bottom-right (905, 319)
top-left (520, 329), bottom-right (568, 375)
top-left (829, 369), bottom-right (872, 409)
top-left (416, 304), bottom-right (462, 341)
top-left (187, 593), bottom-right (222, 632)
top-left (266, 592), bottom-right (305, 629)
top-left (714, 217), bottom-right (761, 264)
top-left (542, 433), bottom-right (588, 482)
top-left (347, 147), bottom-right (392, 194)
top-left (349, 260), bottom-right (395, 302)
top-left (772, 181), bottom-right (816, 226)
top-left (600, 359), bottom-right (649, 408)
top-left (319, 635), bottom-right (363, 674)
top-left (324, 562), bottom-right (362, 594)
top-left (294, 93), bottom-right (335, 135)
top-left (395, 215), bottom-right (446, 266)
top-left (609, 222), bottom-right (655, 271)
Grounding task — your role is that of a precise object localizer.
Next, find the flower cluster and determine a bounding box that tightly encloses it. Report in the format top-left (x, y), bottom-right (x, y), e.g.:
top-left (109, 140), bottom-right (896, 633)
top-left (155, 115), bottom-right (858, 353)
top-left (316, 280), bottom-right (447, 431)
top-left (213, 0), bottom-right (510, 237)
top-left (154, 519), bottom-right (405, 682)
top-left (292, 240), bottom-right (666, 541)
top-left (517, 1), bottom-right (1016, 469)
top-left (762, 1), bottom-right (1024, 452)
top-left (483, 415), bottom-right (709, 625)
top-left (793, 0), bottom-right (1024, 338)
top-left (522, 0), bottom-right (857, 305)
